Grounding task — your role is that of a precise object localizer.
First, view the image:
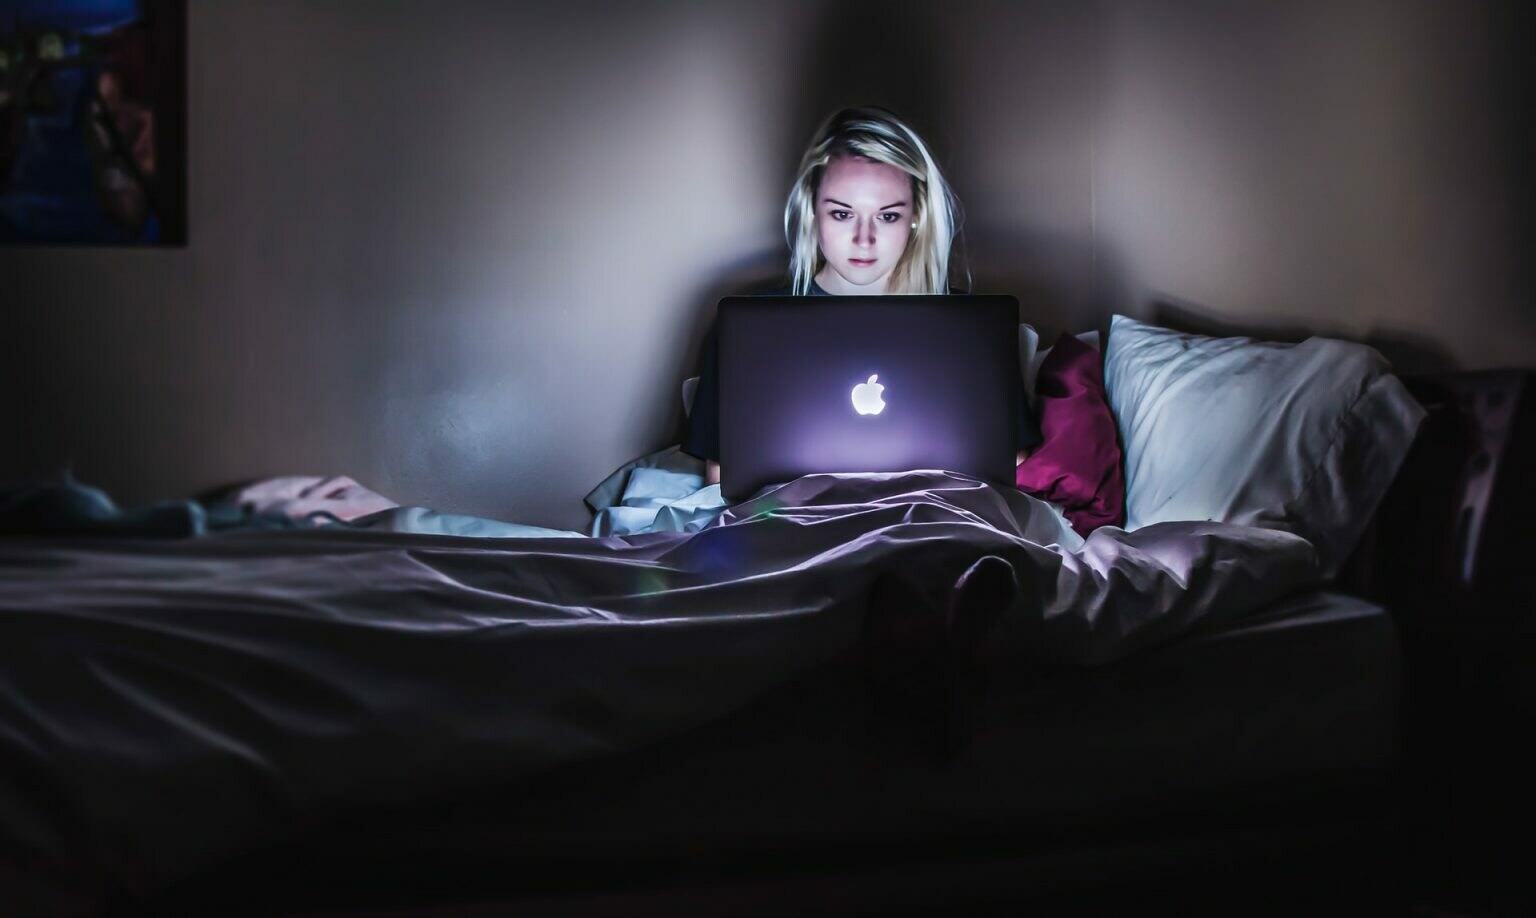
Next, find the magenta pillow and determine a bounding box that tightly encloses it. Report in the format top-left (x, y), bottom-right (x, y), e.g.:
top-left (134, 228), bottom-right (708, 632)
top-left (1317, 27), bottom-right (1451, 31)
top-left (1015, 332), bottom-right (1125, 536)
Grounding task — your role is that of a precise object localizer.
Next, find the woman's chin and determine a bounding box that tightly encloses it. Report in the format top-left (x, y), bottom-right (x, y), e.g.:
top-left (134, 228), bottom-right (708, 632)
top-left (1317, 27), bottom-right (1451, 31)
top-left (824, 266), bottom-right (892, 292)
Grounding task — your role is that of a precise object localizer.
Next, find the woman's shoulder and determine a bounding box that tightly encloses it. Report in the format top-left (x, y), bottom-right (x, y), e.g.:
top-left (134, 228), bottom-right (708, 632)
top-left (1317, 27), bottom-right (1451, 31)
top-left (737, 277), bottom-right (829, 297)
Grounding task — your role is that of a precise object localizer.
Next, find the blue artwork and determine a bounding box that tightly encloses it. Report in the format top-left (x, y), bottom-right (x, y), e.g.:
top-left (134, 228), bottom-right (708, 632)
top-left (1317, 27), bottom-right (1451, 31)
top-left (0, 0), bottom-right (185, 245)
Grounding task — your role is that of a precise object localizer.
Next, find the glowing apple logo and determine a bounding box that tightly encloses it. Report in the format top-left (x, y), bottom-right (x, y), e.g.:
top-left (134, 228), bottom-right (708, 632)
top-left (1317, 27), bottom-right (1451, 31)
top-left (851, 374), bottom-right (886, 415)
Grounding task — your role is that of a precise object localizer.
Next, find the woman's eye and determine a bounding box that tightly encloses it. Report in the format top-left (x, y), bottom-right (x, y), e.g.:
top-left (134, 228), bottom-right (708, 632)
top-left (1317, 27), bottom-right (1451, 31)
top-left (828, 211), bottom-right (904, 222)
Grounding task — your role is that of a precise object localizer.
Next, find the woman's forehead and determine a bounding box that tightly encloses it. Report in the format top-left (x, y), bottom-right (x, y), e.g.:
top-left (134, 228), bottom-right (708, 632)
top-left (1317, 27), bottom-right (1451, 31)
top-left (820, 155), bottom-right (912, 202)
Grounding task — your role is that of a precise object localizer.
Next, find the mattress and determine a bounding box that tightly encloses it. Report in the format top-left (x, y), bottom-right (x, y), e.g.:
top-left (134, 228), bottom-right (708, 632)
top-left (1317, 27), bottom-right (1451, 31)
top-left (500, 589), bottom-right (1398, 843)
top-left (193, 590), bottom-right (1399, 910)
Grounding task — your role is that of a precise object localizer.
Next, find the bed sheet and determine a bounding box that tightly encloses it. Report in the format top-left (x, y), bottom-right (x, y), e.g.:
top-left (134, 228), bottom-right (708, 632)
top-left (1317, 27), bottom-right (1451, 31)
top-left (0, 470), bottom-right (1323, 909)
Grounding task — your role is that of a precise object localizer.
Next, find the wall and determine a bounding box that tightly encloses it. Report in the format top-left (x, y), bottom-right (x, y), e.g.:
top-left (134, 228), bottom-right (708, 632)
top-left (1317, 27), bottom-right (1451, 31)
top-left (2, 1), bottom-right (1528, 529)
top-left (2, 0), bottom-right (814, 529)
top-left (1092, 0), bottom-right (1533, 370)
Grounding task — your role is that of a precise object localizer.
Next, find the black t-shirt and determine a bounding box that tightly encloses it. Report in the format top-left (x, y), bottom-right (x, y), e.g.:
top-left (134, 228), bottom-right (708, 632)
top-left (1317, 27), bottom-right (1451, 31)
top-left (681, 282), bottom-right (1043, 462)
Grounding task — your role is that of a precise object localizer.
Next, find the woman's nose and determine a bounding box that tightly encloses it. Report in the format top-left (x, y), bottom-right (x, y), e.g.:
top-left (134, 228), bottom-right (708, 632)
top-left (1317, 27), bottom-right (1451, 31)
top-left (855, 217), bottom-right (876, 246)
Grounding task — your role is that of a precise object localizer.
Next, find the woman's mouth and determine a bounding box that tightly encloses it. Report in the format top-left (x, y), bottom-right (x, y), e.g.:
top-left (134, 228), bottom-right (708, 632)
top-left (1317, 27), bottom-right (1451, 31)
top-left (849, 257), bottom-right (877, 267)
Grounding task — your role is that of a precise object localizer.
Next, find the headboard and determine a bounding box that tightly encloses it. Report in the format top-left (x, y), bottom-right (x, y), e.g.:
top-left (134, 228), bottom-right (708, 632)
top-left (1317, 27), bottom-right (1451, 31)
top-left (1346, 370), bottom-right (1533, 624)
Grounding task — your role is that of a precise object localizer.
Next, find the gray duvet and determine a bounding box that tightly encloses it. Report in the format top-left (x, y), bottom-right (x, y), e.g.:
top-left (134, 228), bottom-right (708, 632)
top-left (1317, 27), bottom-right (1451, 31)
top-left (0, 470), bottom-right (1321, 910)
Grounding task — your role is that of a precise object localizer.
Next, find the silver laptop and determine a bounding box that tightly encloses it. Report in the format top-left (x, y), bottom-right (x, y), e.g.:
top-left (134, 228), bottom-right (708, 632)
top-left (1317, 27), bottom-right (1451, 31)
top-left (716, 294), bottom-right (1019, 500)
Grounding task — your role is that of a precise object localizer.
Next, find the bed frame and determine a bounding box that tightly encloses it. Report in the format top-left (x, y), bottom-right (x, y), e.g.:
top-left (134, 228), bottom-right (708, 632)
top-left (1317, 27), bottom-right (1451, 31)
top-left (1347, 369), bottom-right (1534, 913)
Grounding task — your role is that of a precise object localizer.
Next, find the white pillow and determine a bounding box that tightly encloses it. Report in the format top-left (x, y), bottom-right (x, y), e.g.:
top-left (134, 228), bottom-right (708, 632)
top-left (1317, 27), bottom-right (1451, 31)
top-left (1103, 314), bottom-right (1424, 576)
top-left (685, 322), bottom-right (1097, 418)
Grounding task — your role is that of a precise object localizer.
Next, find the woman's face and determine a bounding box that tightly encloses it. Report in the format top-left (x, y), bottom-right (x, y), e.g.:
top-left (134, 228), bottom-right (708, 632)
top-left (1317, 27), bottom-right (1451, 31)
top-left (814, 155), bottom-right (914, 293)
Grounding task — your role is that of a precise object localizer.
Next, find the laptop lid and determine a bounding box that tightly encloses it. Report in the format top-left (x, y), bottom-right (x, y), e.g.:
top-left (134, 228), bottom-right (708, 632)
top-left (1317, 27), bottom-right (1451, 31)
top-left (717, 294), bottom-right (1019, 501)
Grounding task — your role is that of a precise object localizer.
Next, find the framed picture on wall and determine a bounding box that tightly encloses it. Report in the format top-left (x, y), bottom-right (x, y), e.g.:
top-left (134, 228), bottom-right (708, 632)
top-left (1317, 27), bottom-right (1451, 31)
top-left (0, 0), bottom-right (186, 245)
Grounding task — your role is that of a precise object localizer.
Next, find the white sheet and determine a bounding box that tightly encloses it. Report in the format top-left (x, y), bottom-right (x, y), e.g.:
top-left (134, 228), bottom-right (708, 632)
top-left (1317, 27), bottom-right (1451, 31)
top-left (0, 470), bottom-right (1321, 909)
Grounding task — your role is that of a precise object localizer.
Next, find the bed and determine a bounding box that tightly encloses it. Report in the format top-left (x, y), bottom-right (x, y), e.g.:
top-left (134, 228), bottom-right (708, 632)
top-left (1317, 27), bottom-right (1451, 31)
top-left (0, 316), bottom-right (1455, 915)
top-left (108, 590), bottom-right (1400, 918)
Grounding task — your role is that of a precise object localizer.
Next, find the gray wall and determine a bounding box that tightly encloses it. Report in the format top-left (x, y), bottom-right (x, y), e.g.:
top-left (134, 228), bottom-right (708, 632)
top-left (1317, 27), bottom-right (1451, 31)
top-left (3, 0), bottom-right (1529, 529)
top-left (1093, 0), bottom-right (1534, 370)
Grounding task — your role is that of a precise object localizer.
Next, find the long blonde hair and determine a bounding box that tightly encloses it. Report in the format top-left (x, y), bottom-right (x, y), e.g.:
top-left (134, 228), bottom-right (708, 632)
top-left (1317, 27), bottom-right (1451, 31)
top-left (783, 106), bottom-right (968, 295)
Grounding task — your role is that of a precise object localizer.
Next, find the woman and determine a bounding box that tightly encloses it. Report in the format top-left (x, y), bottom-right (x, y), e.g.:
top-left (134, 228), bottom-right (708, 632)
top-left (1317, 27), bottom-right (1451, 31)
top-left (683, 106), bottom-right (1042, 485)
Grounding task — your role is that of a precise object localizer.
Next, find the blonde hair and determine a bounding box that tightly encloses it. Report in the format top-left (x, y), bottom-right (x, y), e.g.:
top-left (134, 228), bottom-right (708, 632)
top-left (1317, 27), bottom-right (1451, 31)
top-left (783, 106), bottom-right (968, 295)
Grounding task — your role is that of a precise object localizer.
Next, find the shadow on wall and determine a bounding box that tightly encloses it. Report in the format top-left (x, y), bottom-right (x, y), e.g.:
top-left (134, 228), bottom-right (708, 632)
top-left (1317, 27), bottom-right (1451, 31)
top-left (783, 1), bottom-right (954, 185)
top-left (1147, 297), bottom-right (1460, 376)
top-left (661, 251), bottom-right (789, 447)
top-left (968, 224), bottom-right (1128, 344)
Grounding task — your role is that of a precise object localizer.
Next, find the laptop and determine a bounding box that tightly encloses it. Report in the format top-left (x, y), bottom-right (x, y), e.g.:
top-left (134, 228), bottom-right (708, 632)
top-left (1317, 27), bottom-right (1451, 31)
top-left (716, 294), bottom-right (1019, 500)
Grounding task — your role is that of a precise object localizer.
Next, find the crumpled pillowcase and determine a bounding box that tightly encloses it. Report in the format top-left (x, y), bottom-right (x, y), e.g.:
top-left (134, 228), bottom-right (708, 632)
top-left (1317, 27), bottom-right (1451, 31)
top-left (1015, 332), bottom-right (1126, 537)
top-left (1019, 324), bottom-right (1100, 406)
top-left (1102, 314), bottom-right (1426, 577)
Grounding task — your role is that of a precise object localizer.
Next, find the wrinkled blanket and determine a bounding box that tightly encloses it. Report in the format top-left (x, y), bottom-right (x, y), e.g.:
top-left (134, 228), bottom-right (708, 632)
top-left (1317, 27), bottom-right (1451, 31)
top-left (227, 446), bottom-right (727, 539)
top-left (0, 470), bottom-right (1321, 910)
top-left (359, 446), bottom-right (733, 539)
